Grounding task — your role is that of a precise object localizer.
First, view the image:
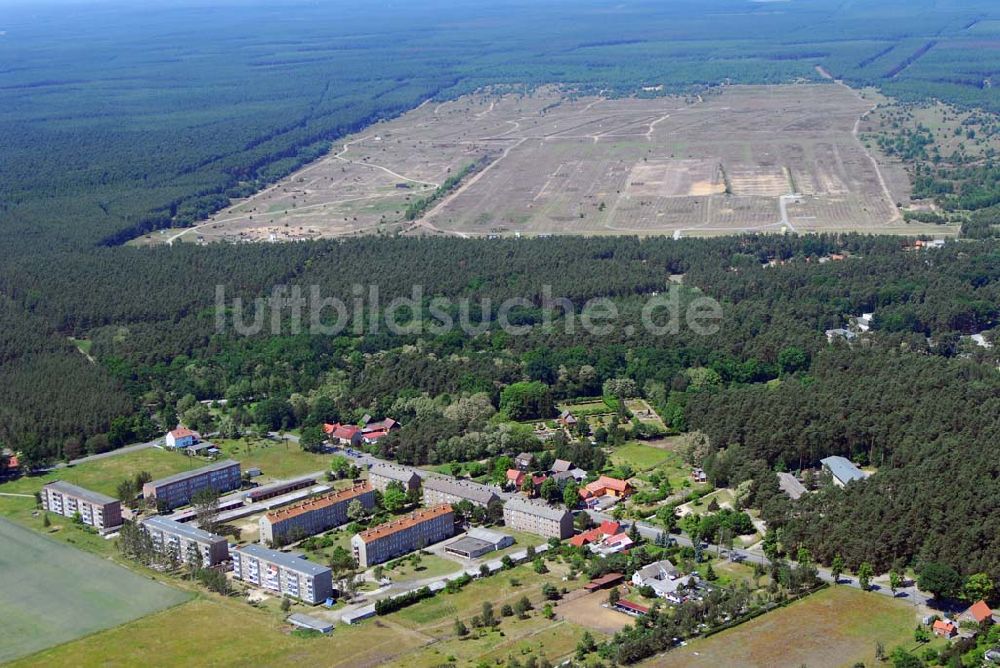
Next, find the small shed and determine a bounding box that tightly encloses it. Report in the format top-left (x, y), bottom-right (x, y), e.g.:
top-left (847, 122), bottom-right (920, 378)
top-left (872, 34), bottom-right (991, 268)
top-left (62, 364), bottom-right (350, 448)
top-left (288, 613), bottom-right (334, 634)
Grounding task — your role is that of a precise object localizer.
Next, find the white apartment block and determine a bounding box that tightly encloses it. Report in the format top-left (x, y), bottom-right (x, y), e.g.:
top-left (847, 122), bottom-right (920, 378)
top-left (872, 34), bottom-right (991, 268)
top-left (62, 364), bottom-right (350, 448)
top-left (503, 497), bottom-right (574, 539)
top-left (141, 515), bottom-right (230, 566)
top-left (232, 544), bottom-right (333, 605)
top-left (42, 481), bottom-right (122, 533)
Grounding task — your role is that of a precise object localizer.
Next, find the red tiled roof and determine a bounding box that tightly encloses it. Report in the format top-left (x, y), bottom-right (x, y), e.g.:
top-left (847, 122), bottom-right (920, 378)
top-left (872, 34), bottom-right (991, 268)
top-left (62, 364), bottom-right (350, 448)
top-left (357, 504), bottom-right (453, 543)
top-left (615, 599), bottom-right (649, 615)
top-left (569, 521), bottom-right (621, 547)
top-left (598, 520), bottom-right (621, 536)
top-left (324, 423), bottom-right (360, 439)
top-left (5, 455), bottom-right (18, 470)
top-left (586, 476), bottom-right (630, 494)
top-left (933, 620), bottom-right (956, 635)
top-left (967, 600), bottom-right (993, 623)
top-left (169, 427), bottom-right (198, 438)
top-left (265, 483), bottom-right (371, 523)
top-left (506, 469), bottom-right (525, 484)
top-left (363, 430), bottom-right (388, 441)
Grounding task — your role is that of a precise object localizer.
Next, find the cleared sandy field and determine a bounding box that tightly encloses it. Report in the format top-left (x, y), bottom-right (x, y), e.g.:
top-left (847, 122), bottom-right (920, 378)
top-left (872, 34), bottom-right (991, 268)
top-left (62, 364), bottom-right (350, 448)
top-left (155, 83), bottom-right (951, 244)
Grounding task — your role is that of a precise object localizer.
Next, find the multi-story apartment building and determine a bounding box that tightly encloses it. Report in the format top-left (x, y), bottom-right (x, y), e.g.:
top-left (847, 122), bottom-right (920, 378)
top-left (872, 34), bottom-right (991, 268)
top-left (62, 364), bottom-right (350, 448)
top-left (367, 463), bottom-right (422, 493)
top-left (231, 544), bottom-right (333, 605)
top-left (421, 477), bottom-right (500, 508)
top-left (259, 482), bottom-right (376, 546)
top-left (41, 481), bottom-right (122, 533)
top-left (503, 497), bottom-right (574, 539)
top-left (140, 515), bottom-right (230, 566)
top-left (351, 504), bottom-right (454, 568)
top-left (142, 459), bottom-right (241, 510)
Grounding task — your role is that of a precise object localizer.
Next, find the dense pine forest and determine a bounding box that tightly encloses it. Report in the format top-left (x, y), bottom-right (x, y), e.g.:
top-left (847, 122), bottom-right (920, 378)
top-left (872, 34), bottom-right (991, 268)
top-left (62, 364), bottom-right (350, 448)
top-left (0, 0), bottom-right (999, 585)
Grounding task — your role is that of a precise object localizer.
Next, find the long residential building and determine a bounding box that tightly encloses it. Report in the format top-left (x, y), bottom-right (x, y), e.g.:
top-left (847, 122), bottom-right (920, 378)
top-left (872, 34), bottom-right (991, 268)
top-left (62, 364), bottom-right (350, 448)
top-left (351, 504), bottom-right (454, 568)
top-left (142, 459), bottom-right (242, 510)
top-left (259, 482), bottom-right (376, 546)
top-left (503, 497), bottom-right (574, 539)
top-left (367, 463), bottom-right (422, 493)
top-left (41, 481), bottom-right (122, 533)
top-left (421, 477), bottom-right (500, 508)
top-left (140, 515), bottom-right (230, 566)
top-left (232, 544), bottom-right (333, 605)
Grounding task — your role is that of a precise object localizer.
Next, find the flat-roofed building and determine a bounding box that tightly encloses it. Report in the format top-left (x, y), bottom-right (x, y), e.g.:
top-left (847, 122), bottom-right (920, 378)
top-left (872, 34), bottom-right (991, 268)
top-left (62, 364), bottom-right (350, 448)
top-left (42, 481), bottom-right (122, 533)
top-left (444, 527), bottom-right (514, 559)
top-left (232, 544), bottom-right (333, 605)
top-left (259, 483), bottom-right (375, 546)
top-left (422, 477), bottom-right (500, 508)
top-left (503, 497), bottom-right (573, 539)
top-left (351, 504), bottom-right (454, 567)
top-left (142, 459), bottom-right (241, 510)
top-left (367, 463), bottom-right (422, 493)
top-left (141, 515), bottom-right (229, 566)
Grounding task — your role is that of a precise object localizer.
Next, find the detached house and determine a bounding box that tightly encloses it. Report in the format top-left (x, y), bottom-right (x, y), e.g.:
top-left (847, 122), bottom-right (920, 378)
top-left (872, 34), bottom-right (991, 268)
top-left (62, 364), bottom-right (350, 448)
top-left (557, 411), bottom-right (578, 428)
top-left (933, 619), bottom-right (958, 638)
top-left (323, 423), bottom-right (362, 447)
top-left (166, 427), bottom-right (200, 449)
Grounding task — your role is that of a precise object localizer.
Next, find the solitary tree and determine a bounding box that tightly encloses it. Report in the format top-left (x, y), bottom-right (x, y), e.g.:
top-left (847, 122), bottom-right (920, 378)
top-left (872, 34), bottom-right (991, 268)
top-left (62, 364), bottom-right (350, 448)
top-left (382, 481), bottom-right (407, 513)
top-left (857, 562), bottom-right (874, 591)
top-left (347, 499), bottom-right (367, 523)
top-left (889, 570), bottom-right (903, 597)
top-left (192, 487), bottom-right (221, 534)
top-left (831, 554), bottom-right (845, 584)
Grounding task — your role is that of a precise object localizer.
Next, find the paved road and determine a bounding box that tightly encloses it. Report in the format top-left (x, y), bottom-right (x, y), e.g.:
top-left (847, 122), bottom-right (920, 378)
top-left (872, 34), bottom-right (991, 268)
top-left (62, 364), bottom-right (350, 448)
top-left (42, 438), bottom-right (162, 472)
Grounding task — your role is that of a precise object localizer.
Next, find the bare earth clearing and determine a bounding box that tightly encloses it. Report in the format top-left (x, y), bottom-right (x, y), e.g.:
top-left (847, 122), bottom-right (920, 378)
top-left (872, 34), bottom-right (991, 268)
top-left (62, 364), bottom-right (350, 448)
top-left (154, 84), bottom-right (947, 244)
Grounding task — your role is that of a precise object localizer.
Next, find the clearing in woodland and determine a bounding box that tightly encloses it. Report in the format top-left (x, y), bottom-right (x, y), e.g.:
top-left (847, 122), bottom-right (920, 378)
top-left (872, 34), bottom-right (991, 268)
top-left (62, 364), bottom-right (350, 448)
top-left (155, 83), bottom-right (946, 244)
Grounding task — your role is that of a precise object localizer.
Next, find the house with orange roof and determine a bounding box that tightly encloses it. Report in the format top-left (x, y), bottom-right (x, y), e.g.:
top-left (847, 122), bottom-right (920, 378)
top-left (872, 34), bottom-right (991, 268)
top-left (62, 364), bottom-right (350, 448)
top-left (933, 619), bottom-right (958, 638)
top-left (506, 469), bottom-right (525, 490)
top-left (961, 600), bottom-right (994, 625)
top-left (583, 475), bottom-right (632, 500)
top-left (568, 520), bottom-right (621, 548)
top-left (166, 427), bottom-right (200, 449)
top-left (323, 423), bottom-right (362, 446)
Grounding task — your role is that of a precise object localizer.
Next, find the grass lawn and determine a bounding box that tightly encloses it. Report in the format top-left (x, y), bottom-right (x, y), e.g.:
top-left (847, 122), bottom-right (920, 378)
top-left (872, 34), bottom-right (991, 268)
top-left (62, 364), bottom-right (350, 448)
top-left (216, 438), bottom-right (330, 480)
top-left (610, 442), bottom-right (674, 472)
top-left (0, 448), bottom-right (203, 498)
top-left (383, 553), bottom-right (461, 581)
top-left (390, 617), bottom-right (595, 668)
top-left (0, 494), bottom-right (121, 557)
top-left (0, 518), bottom-right (191, 664)
top-left (11, 595), bottom-right (428, 668)
top-left (648, 586), bottom-right (922, 668)
top-left (678, 488), bottom-right (736, 517)
top-left (391, 562), bottom-right (582, 634)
